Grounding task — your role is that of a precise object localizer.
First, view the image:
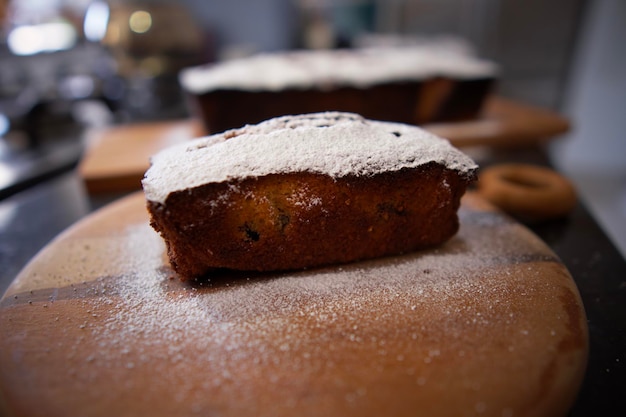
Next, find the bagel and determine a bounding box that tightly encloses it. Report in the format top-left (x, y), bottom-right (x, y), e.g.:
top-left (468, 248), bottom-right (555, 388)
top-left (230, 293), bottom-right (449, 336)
top-left (477, 163), bottom-right (577, 221)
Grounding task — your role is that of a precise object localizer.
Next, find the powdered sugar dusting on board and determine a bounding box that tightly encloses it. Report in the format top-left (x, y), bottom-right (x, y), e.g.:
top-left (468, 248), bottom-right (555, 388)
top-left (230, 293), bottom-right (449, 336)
top-left (4, 199), bottom-right (578, 416)
top-left (142, 112), bottom-right (477, 204)
top-left (82, 209), bottom-right (516, 371)
top-left (77, 205), bottom-right (541, 350)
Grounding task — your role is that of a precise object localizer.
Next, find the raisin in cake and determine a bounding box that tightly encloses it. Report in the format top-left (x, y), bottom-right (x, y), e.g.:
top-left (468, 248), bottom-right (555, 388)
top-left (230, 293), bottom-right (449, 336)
top-left (142, 112), bottom-right (477, 279)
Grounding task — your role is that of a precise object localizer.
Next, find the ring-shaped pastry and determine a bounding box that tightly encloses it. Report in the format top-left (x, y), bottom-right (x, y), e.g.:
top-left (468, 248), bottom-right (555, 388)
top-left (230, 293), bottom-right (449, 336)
top-left (477, 164), bottom-right (577, 221)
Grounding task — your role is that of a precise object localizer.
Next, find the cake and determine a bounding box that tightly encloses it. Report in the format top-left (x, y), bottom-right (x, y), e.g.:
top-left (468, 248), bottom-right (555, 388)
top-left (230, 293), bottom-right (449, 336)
top-left (179, 47), bottom-right (497, 133)
top-left (142, 112), bottom-right (478, 280)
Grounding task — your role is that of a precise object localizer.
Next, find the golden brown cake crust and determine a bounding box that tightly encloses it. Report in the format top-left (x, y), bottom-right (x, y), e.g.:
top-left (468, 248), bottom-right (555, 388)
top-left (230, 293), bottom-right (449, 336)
top-left (148, 163), bottom-right (473, 279)
top-left (144, 112), bottom-right (478, 280)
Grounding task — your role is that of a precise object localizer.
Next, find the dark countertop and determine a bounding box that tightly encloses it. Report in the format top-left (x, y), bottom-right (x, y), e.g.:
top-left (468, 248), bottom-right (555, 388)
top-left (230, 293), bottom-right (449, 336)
top-left (0, 147), bottom-right (624, 416)
top-left (0, 172), bottom-right (90, 290)
top-left (526, 193), bottom-right (626, 416)
top-left (479, 147), bottom-right (626, 416)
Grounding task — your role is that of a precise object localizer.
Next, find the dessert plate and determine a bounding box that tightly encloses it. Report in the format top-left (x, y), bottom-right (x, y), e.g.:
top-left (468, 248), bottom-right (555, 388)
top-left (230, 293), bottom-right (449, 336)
top-left (0, 192), bottom-right (587, 417)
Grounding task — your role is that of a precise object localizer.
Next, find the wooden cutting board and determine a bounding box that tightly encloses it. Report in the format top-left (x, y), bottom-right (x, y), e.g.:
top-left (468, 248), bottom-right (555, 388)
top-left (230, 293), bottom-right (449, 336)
top-left (78, 119), bottom-right (205, 193)
top-left (0, 193), bottom-right (587, 417)
top-left (78, 97), bottom-right (570, 193)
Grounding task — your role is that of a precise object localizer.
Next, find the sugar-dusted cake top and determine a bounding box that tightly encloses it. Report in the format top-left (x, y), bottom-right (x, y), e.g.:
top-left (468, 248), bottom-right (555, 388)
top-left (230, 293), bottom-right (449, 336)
top-left (142, 112), bottom-right (478, 204)
top-left (179, 47), bottom-right (498, 94)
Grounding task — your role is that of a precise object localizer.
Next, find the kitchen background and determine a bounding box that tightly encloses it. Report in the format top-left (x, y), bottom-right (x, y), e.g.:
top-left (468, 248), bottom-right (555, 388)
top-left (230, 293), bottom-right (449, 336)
top-left (0, 0), bottom-right (624, 257)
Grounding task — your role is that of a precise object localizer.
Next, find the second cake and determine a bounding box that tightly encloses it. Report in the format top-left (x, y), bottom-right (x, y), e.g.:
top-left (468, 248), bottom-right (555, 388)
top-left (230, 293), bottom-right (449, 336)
top-left (180, 47), bottom-right (497, 133)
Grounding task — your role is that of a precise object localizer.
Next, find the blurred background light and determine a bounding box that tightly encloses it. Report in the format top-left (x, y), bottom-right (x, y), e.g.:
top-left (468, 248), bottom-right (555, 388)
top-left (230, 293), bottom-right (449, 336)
top-left (84, 1), bottom-right (110, 42)
top-left (0, 114), bottom-right (9, 138)
top-left (7, 21), bottom-right (77, 56)
top-left (129, 10), bottom-right (152, 34)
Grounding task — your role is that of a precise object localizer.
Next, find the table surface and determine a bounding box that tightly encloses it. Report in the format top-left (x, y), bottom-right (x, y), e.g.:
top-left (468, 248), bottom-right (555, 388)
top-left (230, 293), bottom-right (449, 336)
top-left (0, 146), bottom-right (624, 416)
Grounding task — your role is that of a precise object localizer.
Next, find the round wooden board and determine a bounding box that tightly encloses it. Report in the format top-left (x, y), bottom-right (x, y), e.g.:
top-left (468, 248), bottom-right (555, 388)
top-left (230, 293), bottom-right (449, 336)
top-left (0, 192), bottom-right (587, 417)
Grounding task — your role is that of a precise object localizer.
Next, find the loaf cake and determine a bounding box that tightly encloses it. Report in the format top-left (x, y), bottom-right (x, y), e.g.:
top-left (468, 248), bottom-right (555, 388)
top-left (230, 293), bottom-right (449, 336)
top-left (142, 112), bottom-right (477, 280)
top-left (179, 47), bottom-right (497, 133)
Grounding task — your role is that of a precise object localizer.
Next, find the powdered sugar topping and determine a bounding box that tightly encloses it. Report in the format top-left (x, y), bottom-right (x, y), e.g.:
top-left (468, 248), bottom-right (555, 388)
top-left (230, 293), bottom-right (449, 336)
top-left (142, 112), bottom-right (477, 203)
top-left (180, 48), bottom-right (498, 93)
